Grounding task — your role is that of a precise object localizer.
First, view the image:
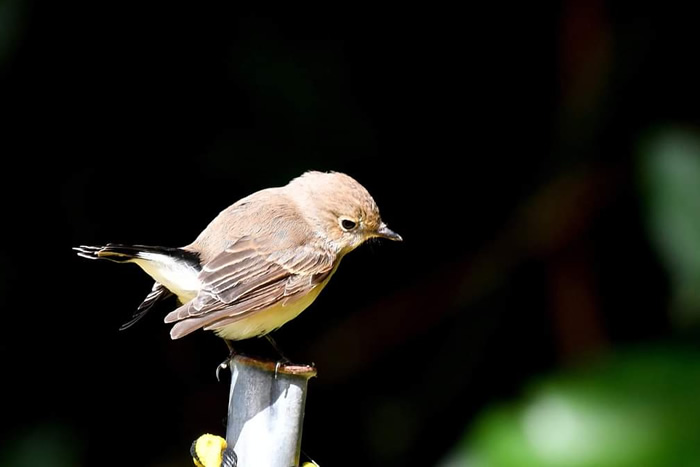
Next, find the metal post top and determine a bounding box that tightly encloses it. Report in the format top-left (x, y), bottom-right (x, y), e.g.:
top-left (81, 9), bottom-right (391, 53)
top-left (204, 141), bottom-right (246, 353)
top-left (231, 355), bottom-right (318, 379)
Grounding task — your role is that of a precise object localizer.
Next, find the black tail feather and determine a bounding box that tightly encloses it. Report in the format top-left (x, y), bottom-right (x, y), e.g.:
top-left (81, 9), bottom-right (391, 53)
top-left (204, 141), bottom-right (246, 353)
top-left (74, 242), bottom-right (200, 330)
top-left (73, 243), bottom-right (200, 267)
top-left (119, 282), bottom-right (174, 330)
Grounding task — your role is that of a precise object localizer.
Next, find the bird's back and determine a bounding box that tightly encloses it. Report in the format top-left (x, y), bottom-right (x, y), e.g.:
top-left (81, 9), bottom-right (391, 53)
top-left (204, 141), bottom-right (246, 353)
top-left (186, 187), bottom-right (318, 263)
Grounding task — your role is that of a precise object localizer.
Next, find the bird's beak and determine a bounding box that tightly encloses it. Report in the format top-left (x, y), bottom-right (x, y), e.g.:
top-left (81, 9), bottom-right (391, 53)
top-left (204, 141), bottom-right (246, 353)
top-left (376, 223), bottom-right (403, 242)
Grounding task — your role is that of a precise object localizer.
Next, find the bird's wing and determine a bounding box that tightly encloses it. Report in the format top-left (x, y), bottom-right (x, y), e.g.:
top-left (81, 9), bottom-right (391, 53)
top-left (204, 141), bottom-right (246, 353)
top-left (164, 236), bottom-right (335, 338)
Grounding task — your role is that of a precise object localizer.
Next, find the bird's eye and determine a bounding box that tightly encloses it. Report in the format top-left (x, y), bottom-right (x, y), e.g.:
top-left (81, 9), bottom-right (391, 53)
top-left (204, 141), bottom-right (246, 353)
top-left (340, 218), bottom-right (358, 231)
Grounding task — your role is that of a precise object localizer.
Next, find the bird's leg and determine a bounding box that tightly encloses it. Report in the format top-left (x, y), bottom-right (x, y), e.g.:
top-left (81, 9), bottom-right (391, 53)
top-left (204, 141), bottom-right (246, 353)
top-left (216, 340), bottom-right (237, 381)
top-left (265, 335), bottom-right (291, 364)
top-left (264, 335), bottom-right (292, 379)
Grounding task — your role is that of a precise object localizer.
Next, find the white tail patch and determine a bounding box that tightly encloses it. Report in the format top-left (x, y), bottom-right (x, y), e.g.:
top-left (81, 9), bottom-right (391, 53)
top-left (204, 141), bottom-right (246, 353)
top-left (133, 252), bottom-right (201, 302)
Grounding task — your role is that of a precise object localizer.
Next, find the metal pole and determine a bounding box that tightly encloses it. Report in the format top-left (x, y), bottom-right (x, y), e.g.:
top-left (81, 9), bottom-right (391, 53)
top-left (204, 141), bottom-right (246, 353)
top-left (226, 355), bottom-right (317, 467)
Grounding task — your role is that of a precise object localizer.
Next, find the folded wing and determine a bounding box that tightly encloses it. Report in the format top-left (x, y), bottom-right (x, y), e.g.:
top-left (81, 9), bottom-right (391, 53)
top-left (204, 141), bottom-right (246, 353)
top-left (165, 236), bottom-right (335, 339)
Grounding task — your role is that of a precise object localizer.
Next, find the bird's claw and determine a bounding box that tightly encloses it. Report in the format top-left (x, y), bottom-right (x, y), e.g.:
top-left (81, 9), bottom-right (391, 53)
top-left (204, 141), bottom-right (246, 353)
top-left (274, 360), bottom-right (282, 379)
top-left (216, 359), bottom-right (230, 382)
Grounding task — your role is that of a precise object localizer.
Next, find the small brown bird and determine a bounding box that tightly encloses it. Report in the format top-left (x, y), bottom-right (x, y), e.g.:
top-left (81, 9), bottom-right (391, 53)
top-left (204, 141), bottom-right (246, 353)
top-left (74, 171), bottom-right (401, 343)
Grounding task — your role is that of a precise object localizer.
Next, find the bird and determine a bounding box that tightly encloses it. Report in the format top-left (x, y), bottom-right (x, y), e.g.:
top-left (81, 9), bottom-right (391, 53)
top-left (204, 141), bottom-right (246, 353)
top-left (74, 171), bottom-right (401, 348)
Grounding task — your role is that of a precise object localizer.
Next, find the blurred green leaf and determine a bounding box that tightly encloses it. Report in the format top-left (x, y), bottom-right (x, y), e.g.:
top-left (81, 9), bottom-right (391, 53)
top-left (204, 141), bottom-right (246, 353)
top-left (639, 128), bottom-right (700, 326)
top-left (441, 347), bottom-right (700, 467)
top-left (0, 0), bottom-right (24, 66)
top-left (0, 422), bottom-right (82, 467)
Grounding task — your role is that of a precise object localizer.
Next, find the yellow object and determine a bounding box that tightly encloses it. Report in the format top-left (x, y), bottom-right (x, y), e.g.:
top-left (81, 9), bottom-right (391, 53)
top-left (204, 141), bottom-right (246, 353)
top-left (191, 433), bottom-right (318, 466)
top-left (191, 434), bottom-right (236, 467)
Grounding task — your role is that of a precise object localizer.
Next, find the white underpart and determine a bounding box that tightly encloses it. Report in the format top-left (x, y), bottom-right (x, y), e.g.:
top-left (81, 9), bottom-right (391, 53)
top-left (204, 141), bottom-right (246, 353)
top-left (132, 252), bottom-right (201, 302)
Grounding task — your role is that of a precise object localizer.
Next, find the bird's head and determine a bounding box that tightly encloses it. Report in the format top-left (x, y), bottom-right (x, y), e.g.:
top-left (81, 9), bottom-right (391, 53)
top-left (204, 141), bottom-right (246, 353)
top-left (288, 171), bottom-right (402, 254)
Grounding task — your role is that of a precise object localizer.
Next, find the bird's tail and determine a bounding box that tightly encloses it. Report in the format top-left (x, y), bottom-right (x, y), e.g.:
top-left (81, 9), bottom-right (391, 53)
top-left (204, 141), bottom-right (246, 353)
top-left (73, 243), bottom-right (201, 329)
top-left (73, 244), bottom-right (198, 264)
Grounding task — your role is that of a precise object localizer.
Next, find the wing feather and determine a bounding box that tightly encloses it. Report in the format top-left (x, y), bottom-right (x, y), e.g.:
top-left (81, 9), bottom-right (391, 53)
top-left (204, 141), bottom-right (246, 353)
top-left (164, 235), bottom-right (336, 338)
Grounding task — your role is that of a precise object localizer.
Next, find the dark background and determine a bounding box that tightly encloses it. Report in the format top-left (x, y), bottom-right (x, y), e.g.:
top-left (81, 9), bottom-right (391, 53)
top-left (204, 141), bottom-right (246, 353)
top-left (1, 1), bottom-right (699, 466)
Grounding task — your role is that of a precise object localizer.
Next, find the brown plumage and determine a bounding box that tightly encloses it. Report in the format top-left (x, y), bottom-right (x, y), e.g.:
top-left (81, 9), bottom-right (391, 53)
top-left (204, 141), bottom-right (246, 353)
top-left (75, 171), bottom-right (401, 341)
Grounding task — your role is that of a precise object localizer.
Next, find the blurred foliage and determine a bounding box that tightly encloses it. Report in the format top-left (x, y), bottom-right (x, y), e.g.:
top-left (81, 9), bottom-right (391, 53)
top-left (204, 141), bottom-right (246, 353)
top-left (442, 346), bottom-right (700, 467)
top-left (440, 126), bottom-right (700, 466)
top-left (0, 422), bottom-right (82, 467)
top-left (0, 0), bottom-right (24, 66)
top-left (639, 128), bottom-right (700, 327)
